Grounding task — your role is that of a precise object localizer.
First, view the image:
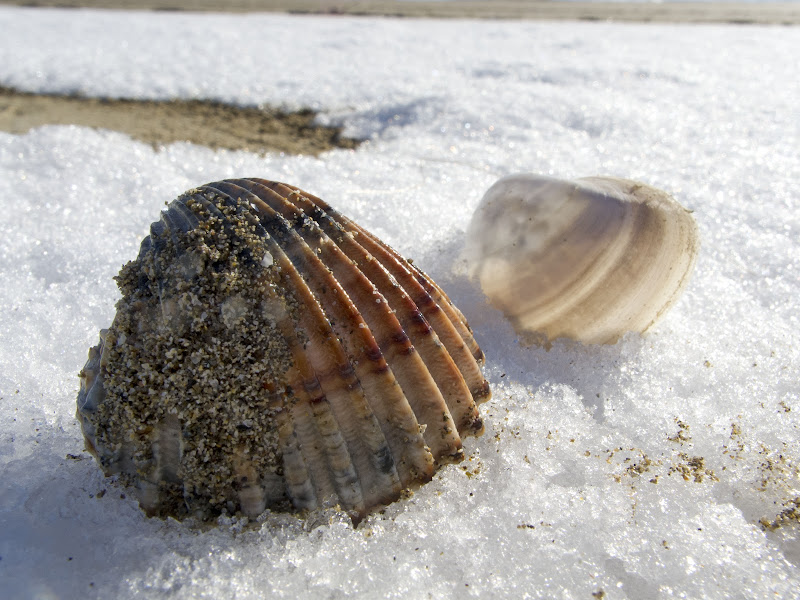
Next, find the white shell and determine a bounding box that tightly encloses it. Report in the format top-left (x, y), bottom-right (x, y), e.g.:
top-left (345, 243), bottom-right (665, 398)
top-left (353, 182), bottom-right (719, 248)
top-left (465, 174), bottom-right (700, 345)
top-left (77, 179), bottom-right (489, 524)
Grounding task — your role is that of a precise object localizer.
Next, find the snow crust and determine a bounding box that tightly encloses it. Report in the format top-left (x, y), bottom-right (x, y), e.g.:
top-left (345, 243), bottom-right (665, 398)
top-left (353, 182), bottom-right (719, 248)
top-left (1, 7), bottom-right (799, 599)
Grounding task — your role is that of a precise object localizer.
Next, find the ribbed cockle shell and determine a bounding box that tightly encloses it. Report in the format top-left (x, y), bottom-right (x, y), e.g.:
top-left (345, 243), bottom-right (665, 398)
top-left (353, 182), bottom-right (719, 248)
top-left (465, 174), bottom-right (700, 345)
top-left (77, 179), bottom-right (490, 523)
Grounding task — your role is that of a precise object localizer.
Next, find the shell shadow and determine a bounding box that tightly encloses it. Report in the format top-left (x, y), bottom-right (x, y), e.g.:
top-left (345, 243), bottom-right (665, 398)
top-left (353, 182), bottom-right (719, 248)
top-left (423, 234), bottom-right (645, 423)
top-left (0, 440), bottom-right (338, 598)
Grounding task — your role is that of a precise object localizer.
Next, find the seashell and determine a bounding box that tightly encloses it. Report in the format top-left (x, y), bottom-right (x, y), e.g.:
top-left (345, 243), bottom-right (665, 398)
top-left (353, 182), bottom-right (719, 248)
top-left (77, 179), bottom-right (490, 524)
top-left (464, 174), bottom-right (700, 345)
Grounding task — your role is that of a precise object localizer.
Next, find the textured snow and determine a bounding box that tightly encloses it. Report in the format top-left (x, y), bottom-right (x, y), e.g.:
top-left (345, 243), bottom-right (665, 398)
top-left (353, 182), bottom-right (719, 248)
top-left (1, 7), bottom-right (799, 599)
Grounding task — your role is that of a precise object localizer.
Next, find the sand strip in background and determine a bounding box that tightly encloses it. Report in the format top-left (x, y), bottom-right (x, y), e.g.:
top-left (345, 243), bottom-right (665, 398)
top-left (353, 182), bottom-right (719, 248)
top-left (3, 1), bottom-right (797, 152)
top-left (0, 87), bottom-right (361, 155)
top-left (2, 0), bottom-right (799, 24)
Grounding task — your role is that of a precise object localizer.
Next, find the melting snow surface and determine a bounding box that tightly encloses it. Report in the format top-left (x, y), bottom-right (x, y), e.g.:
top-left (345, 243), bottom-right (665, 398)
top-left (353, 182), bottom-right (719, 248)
top-left (1, 7), bottom-right (799, 599)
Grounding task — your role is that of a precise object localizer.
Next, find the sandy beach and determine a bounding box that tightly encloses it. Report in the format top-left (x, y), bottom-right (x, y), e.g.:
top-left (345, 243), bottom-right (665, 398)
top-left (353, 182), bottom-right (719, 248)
top-left (2, 0), bottom-right (799, 24)
top-left (0, 86), bottom-right (358, 155)
top-left (2, 0), bottom-right (798, 152)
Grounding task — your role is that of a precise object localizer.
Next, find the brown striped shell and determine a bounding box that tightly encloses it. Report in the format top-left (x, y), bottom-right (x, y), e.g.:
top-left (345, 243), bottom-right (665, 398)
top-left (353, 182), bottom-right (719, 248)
top-left (77, 179), bottom-right (490, 524)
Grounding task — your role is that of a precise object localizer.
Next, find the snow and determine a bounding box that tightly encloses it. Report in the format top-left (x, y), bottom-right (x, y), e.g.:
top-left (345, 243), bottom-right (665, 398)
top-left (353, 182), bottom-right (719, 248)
top-left (1, 6), bottom-right (799, 599)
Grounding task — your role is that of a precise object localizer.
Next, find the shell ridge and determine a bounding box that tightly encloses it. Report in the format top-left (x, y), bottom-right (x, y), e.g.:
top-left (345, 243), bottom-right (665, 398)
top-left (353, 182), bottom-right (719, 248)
top-left (189, 186), bottom-right (361, 513)
top-left (238, 179), bottom-right (464, 462)
top-left (199, 183), bottom-right (372, 515)
top-left (218, 182), bottom-right (434, 487)
top-left (255, 213), bottom-right (434, 485)
top-left (277, 410), bottom-right (318, 511)
top-left (204, 182), bottom-right (408, 512)
top-left (348, 228), bottom-right (489, 398)
top-left (167, 198), bottom-right (202, 234)
top-left (307, 395), bottom-right (366, 515)
top-left (288, 397), bottom-right (342, 509)
top-left (341, 215), bottom-right (484, 365)
top-left (267, 184), bottom-right (489, 404)
top-left (246, 182), bottom-right (482, 435)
